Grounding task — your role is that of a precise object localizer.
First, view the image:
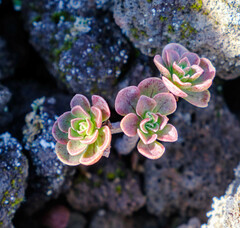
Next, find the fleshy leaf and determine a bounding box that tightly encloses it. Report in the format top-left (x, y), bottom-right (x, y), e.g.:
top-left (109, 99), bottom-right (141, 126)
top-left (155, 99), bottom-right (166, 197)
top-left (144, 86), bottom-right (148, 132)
top-left (139, 118), bottom-right (151, 134)
top-left (187, 79), bottom-right (213, 92)
top-left (55, 143), bottom-right (82, 166)
top-left (153, 55), bottom-right (171, 78)
top-left (67, 140), bottom-right (88, 156)
top-left (178, 57), bottom-right (191, 69)
top-left (52, 121), bottom-right (68, 144)
top-left (70, 94), bottom-right (90, 111)
top-left (173, 62), bottom-right (185, 77)
top-left (80, 143), bottom-right (103, 166)
top-left (157, 114), bottom-right (169, 130)
top-left (91, 106), bottom-right (102, 128)
top-left (115, 86), bottom-right (140, 116)
top-left (187, 65), bottom-right (204, 81)
top-left (58, 111), bottom-right (74, 133)
top-left (80, 130), bottom-right (99, 144)
top-left (153, 92), bottom-right (177, 115)
top-left (162, 49), bottom-right (180, 67)
top-left (162, 43), bottom-right (189, 57)
top-left (195, 58), bottom-right (216, 83)
top-left (137, 140), bottom-right (165, 159)
top-left (138, 77), bottom-right (168, 97)
top-left (183, 90), bottom-right (211, 108)
top-left (68, 128), bottom-right (84, 140)
top-left (136, 95), bottom-right (156, 118)
top-left (120, 113), bottom-right (139, 137)
top-left (162, 76), bottom-right (188, 98)
top-left (181, 52), bottom-right (200, 65)
top-left (85, 119), bottom-right (94, 135)
top-left (172, 74), bottom-right (192, 88)
top-left (157, 124), bottom-right (178, 142)
top-left (71, 105), bottom-right (90, 119)
top-left (137, 129), bottom-right (157, 145)
top-left (92, 95), bottom-right (110, 122)
top-left (97, 126), bottom-right (112, 152)
top-left (71, 118), bottom-right (82, 131)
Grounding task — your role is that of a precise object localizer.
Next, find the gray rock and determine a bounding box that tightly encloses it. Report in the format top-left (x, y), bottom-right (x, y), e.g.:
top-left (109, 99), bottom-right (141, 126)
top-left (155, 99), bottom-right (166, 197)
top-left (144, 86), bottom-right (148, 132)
top-left (22, 96), bottom-right (75, 214)
top-left (0, 84), bottom-right (11, 112)
top-left (0, 133), bottom-right (28, 228)
top-left (21, 0), bottom-right (131, 104)
top-left (114, 0), bottom-right (240, 80)
top-left (144, 88), bottom-right (240, 222)
top-left (67, 155), bottom-right (145, 215)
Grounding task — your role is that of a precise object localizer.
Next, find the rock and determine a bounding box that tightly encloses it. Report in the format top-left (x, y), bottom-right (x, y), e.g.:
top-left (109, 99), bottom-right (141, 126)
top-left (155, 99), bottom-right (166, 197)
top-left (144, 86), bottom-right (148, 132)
top-left (202, 162), bottom-right (240, 228)
top-left (66, 212), bottom-right (86, 228)
top-left (144, 88), bottom-right (240, 223)
top-left (114, 0), bottom-right (240, 80)
top-left (0, 37), bottom-right (15, 80)
top-left (67, 155), bottom-right (145, 215)
top-left (0, 84), bottom-right (12, 128)
top-left (21, 0), bottom-right (131, 104)
top-left (22, 96), bottom-right (75, 214)
top-left (0, 132), bottom-right (28, 228)
top-left (178, 218), bottom-right (201, 228)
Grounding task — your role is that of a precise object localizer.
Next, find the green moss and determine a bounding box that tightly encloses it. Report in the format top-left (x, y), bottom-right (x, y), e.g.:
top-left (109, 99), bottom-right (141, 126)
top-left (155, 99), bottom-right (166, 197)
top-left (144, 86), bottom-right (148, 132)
top-left (51, 11), bottom-right (75, 23)
top-left (115, 185), bottom-right (122, 194)
top-left (180, 21), bottom-right (197, 39)
top-left (167, 25), bottom-right (174, 33)
top-left (116, 168), bottom-right (126, 178)
top-left (160, 16), bottom-right (167, 22)
top-left (94, 44), bottom-right (102, 52)
top-left (150, 48), bottom-right (157, 55)
top-left (191, 0), bottom-right (203, 11)
top-left (107, 172), bottom-right (116, 181)
top-left (130, 28), bottom-right (140, 40)
top-left (86, 60), bottom-right (93, 67)
top-left (53, 40), bottom-right (73, 59)
top-left (147, 0), bottom-right (152, 3)
top-left (177, 6), bottom-right (185, 11)
top-left (97, 168), bottom-right (103, 176)
top-left (11, 180), bottom-right (16, 188)
top-left (93, 181), bottom-right (102, 188)
top-left (32, 15), bottom-right (42, 23)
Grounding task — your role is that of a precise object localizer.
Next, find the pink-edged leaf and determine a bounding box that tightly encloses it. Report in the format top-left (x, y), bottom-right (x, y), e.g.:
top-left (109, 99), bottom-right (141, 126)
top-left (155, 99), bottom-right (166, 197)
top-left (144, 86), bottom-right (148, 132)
top-left (162, 49), bottom-right (180, 67)
top-left (178, 57), bottom-right (191, 69)
top-left (67, 140), bottom-right (88, 156)
top-left (172, 74), bottom-right (192, 88)
top-left (153, 92), bottom-right (177, 115)
top-left (91, 106), bottom-right (102, 129)
top-left (187, 79), bottom-right (213, 92)
top-left (139, 118), bottom-right (151, 134)
top-left (137, 129), bottom-right (157, 144)
top-left (181, 52), bottom-right (200, 65)
top-left (194, 58), bottom-right (216, 83)
top-left (136, 95), bottom-right (156, 118)
top-left (157, 124), bottom-right (178, 142)
top-left (52, 121), bottom-right (69, 144)
top-left (92, 95), bottom-right (110, 121)
top-left (173, 62), bottom-right (185, 77)
top-left (68, 128), bottom-right (84, 140)
top-left (153, 55), bottom-right (171, 78)
top-left (162, 76), bottom-right (188, 98)
top-left (187, 65), bottom-right (204, 81)
top-left (115, 86), bottom-right (140, 116)
top-left (157, 114), bottom-right (169, 130)
top-left (162, 43), bottom-right (189, 58)
top-left (70, 94), bottom-right (90, 111)
top-left (71, 118), bottom-right (83, 131)
top-left (146, 112), bottom-right (158, 122)
top-left (71, 105), bottom-right (90, 119)
top-left (120, 113), bottom-right (139, 137)
top-left (58, 111), bottom-right (74, 133)
top-left (137, 140), bottom-right (165, 159)
top-left (80, 143), bottom-right (104, 166)
top-left (55, 143), bottom-right (82, 166)
top-left (183, 90), bottom-right (211, 108)
top-left (97, 126), bottom-right (112, 152)
top-left (85, 119), bottom-right (94, 135)
top-left (138, 77), bottom-right (168, 98)
top-left (80, 130), bottom-right (99, 144)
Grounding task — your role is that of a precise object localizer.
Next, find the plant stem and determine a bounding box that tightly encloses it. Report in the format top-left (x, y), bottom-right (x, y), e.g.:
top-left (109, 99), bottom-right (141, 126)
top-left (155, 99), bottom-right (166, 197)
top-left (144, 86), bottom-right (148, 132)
top-left (109, 121), bottom-right (122, 134)
top-left (115, 134), bottom-right (139, 155)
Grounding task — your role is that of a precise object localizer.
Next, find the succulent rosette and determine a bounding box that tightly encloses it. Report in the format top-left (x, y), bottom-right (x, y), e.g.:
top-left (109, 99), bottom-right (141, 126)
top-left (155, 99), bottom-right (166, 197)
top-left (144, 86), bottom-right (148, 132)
top-left (52, 94), bottom-right (111, 166)
top-left (154, 43), bottom-right (216, 107)
top-left (115, 78), bottom-right (178, 159)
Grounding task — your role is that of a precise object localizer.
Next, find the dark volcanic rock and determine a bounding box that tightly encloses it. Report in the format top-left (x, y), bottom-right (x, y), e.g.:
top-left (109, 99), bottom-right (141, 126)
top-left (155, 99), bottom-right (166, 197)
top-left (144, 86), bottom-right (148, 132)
top-left (67, 155), bottom-right (145, 215)
top-left (22, 96), bottom-right (75, 214)
top-left (144, 88), bottom-right (240, 223)
top-left (114, 0), bottom-right (240, 80)
top-left (21, 0), bottom-right (131, 104)
top-left (0, 84), bottom-right (12, 128)
top-left (0, 133), bottom-right (28, 228)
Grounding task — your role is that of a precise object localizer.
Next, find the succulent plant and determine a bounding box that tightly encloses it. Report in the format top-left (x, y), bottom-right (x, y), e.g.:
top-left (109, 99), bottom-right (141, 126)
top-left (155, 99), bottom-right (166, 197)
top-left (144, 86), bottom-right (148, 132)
top-left (115, 77), bottom-right (178, 159)
top-left (154, 43), bottom-right (216, 107)
top-left (52, 94), bottom-right (111, 166)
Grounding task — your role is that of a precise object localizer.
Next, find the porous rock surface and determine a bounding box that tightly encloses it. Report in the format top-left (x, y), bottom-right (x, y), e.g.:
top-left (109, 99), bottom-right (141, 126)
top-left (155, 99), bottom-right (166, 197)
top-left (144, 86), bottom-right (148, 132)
top-left (144, 88), bottom-right (240, 222)
top-left (0, 133), bottom-right (28, 228)
top-left (21, 0), bottom-right (131, 103)
top-left (67, 155), bottom-right (145, 215)
top-left (114, 0), bottom-right (240, 79)
top-left (22, 96), bottom-right (75, 214)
